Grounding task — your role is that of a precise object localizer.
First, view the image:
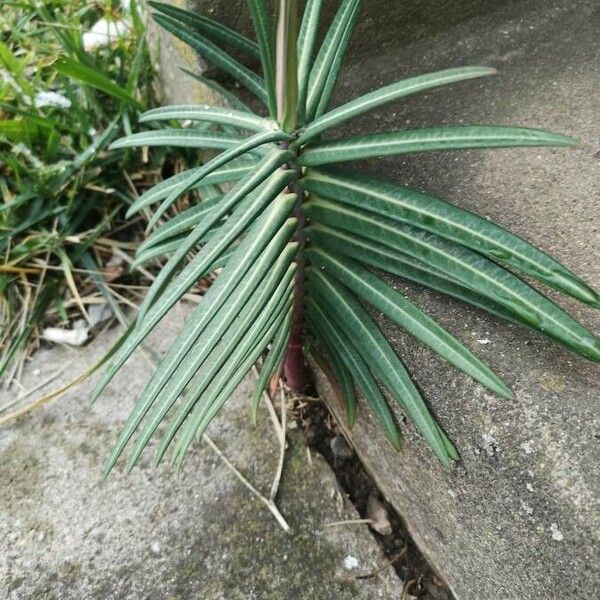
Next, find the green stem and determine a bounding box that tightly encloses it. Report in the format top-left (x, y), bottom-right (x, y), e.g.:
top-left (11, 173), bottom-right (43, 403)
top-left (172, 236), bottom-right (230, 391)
top-left (275, 0), bottom-right (298, 132)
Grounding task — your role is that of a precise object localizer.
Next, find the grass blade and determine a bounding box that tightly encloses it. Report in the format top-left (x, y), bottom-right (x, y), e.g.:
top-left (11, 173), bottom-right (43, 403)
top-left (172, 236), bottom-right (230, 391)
top-left (54, 58), bottom-right (142, 108)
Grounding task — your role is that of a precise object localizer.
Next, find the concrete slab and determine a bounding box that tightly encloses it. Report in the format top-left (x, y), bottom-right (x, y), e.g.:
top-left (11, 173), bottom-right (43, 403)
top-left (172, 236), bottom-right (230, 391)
top-left (314, 1), bottom-right (600, 598)
top-left (104, 1), bottom-right (600, 597)
top-left (0, 306), bottom-right (402, 599)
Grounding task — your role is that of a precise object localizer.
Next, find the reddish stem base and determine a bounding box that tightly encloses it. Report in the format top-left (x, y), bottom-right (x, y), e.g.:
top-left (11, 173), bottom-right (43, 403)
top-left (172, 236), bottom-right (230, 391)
top-left (283, 341), bottom-right (310, 393)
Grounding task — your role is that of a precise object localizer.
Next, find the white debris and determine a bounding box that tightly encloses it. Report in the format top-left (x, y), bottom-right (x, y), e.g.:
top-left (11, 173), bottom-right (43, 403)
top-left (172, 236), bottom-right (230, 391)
top-left (343, 555), bottom-right (359, 570)
top-left (520, 501), bottom-right (533, 516)
top-left (87, 304), bottom-right (112, 327)
top-left (550, 523), bottom-right (564, 541)
top-left (42, 319), bottom-right (89, 346)
top-left (520, 441), bottom-right (534, 455)
top-left (526, 483), bottom-right (534, 492)
top-left (366, 496), bottom-right (392, 536)
top-left (83, 18), bottom-right (129, 52)
top-left (481, 433), bottom-right (499, 456)
top-left (150, 541), bottom-right (161, 555)
top-left (477, 338), bottom-right (492, 345)
top-left (34, 91), bottom-right (71, 109)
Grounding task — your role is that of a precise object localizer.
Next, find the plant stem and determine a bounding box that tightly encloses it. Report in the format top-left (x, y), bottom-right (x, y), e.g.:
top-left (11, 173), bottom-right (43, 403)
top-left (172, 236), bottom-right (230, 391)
top-left (275, 0), bottom-right (298, 132)
top-left (283, 181), bottom-right (310, 392)
top-left (275, 0), bottom-right (308, 391)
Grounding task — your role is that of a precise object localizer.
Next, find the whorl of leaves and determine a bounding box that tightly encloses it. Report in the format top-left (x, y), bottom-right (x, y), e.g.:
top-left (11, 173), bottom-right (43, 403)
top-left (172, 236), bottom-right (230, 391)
top-left (97, 0), bottom-right (599, 471)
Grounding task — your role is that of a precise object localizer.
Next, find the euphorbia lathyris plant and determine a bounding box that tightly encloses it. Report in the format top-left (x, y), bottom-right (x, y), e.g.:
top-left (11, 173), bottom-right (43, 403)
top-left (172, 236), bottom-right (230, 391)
top-left (96, 0), bottom-right (600, 470)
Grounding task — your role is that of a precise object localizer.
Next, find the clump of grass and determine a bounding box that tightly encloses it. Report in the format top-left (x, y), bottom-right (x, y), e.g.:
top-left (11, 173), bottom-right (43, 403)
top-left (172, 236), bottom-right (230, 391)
top-left (0, 0), bottom-right (200, 386)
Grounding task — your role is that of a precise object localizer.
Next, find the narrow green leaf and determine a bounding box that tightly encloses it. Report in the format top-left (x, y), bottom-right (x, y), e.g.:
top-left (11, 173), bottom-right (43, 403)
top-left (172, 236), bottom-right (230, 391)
top-left (91, 178), bottom-right (296, 406)
top-left (312, 0), bottom-right (361, 119)
top-left (308, 321), bottom-right (357, 427)
top-left (0, 40), bottom-right (34, 96)
top-left (132, 236), bottom-right (184, 266)
top-left (127, 162), bottom-right (254, 217)
top-left (0, 119), bottom-right (50, 144)
top-left (250, 322), bottom-right (291, 424)
top-left (179, 68), bottom-right (253, 113)
top-left (305, 300), bottom-right (401, 449)
top-left (306, 223), bottom-right (526, 327)
top-left (153, 13), bottom-right (268, 105)
top-left (138, 152), bottom-right (295, 319)
top-left (119, 233), bottom-right (297, 472)
top-left (148, 258), bottom-right (296, 469)
top-left (305, 0), bottom-right (362, 121)
top-left (110, 129), bottom-right (245, 151)
top-left (304, 197), bottom-right (600, 361)
top-left (139, 198), bottom-right (221, 253)
top-left (306, 246), bottom-right (512, 398)
top-left (146, 129), bottom-right (293, 229)
top-left (307, 268), bottom-right (454, 464)
top-left (133, 232), bottom-right (236, 271)
top-left (301, 168), bottom-right (600, 307)
top-left (298, 67), bottom-right (496, 143)
top-left (149, 1), bottom-right (260, 59)
top-left (246, 0), bottom-right (277, 116)
top-left (296, 0), bottom-right (323, 125)
top-left (103, 201), bottom-right (296, 472)
top-left (173, 300), bottom-right (293, 466)
top-left (139, 105), bottom-right (277, 132)
top-left (54, 58), bottom-right (141, 108)
top-left (300, 126), bottom-right (577, 166)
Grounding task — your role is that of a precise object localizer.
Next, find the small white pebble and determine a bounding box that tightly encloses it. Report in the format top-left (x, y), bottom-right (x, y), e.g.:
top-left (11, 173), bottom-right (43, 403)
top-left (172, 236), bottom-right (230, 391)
top-left (526, 483), bottom-right (534, 492)
top-left (521, 502), bottom-right (533, 515)
top-left (343, 555), bottom-right (359, 570)
top-left (477, 338), bottom-right (492, 345)
top-left (150, 541), bottom-right (161, 555)
top-left (482, 433), bottom-right (498, 456)
top-left (520, 441), bottom-right (534, 455)
top-left (550, 523), bottom-right (564, 541)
